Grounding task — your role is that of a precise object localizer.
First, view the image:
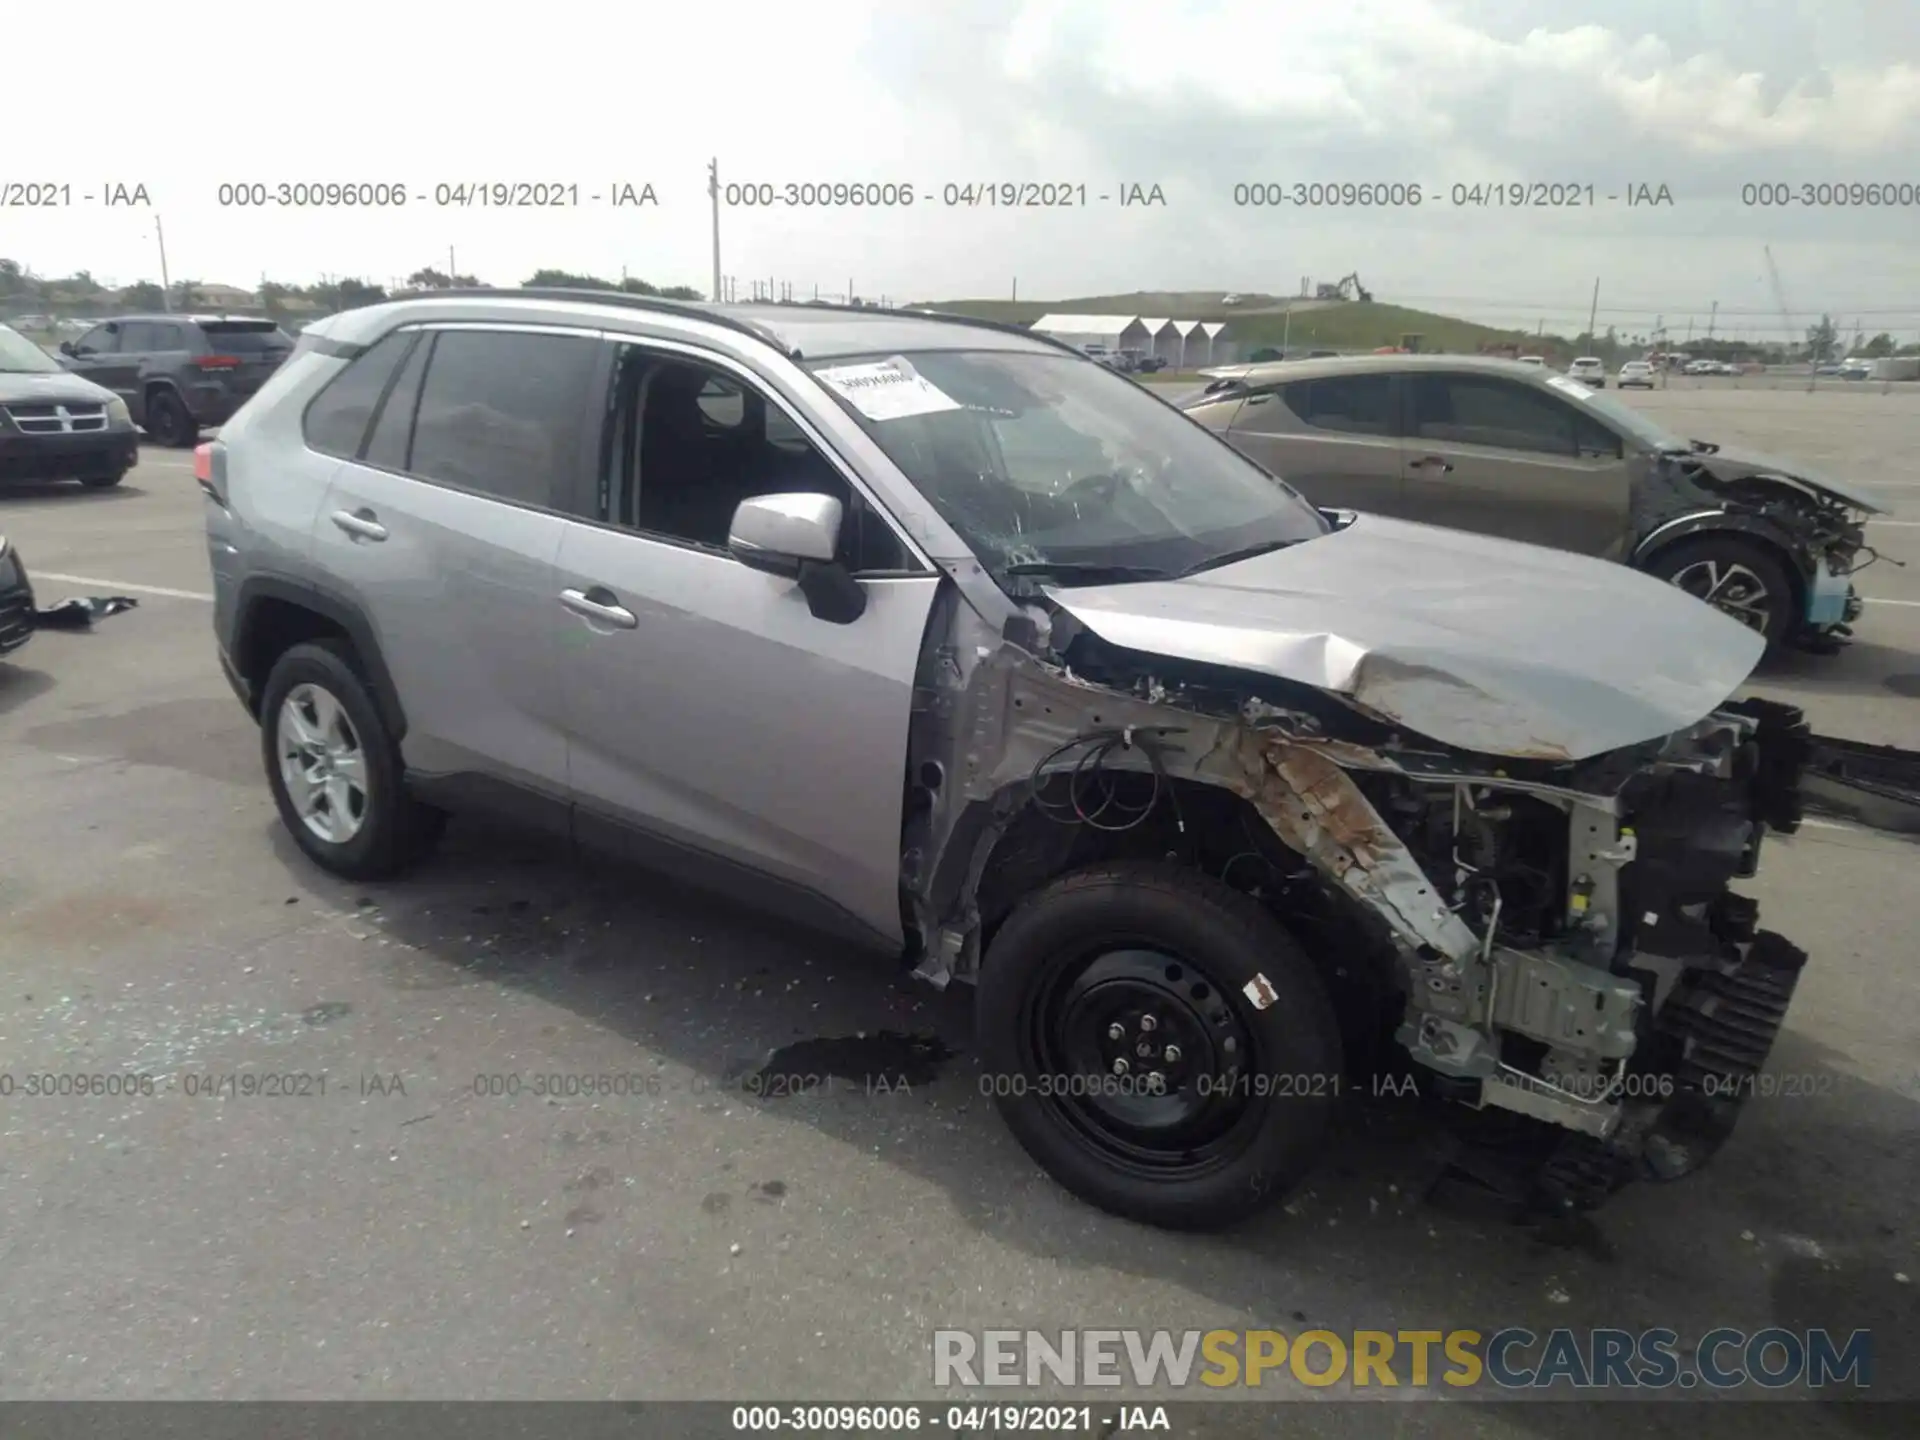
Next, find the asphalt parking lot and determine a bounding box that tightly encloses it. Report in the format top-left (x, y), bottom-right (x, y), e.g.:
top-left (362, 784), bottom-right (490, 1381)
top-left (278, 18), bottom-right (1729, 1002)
top-left (0, 404), bottom-right (1915, 1430)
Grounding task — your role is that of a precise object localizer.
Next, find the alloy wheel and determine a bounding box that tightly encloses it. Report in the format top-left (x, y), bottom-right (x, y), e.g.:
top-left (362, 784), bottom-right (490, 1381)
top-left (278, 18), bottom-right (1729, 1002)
top-left (276, 682), bottom-right (369, 843)
top-left (1668, 558), bottom-right (1774, 634)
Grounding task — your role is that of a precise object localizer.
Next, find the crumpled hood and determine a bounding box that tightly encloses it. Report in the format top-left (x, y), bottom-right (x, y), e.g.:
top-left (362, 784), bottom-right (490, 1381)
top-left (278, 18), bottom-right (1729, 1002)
top-left (0, 369), bottom-right (117, 407)
top-left (1688, 444), bottom-right (1887, 514)
top-left (1046, 513), bottom-right (1765, 762)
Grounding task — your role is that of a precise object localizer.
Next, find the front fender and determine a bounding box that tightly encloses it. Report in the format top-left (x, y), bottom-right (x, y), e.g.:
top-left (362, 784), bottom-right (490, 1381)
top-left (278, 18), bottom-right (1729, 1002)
top-left (1631, 510), bottom-right (1815, 582)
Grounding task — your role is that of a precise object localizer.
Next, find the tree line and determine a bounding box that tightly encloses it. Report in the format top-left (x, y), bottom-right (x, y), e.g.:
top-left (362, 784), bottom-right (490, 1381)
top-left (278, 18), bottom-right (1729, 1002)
top-left (0, 259), bottom-right (702, 318)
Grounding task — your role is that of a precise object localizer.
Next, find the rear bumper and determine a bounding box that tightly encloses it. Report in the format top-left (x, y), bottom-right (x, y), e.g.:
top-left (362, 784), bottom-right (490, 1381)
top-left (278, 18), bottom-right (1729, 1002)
top-left (0, 427), bottom-right (139, 484)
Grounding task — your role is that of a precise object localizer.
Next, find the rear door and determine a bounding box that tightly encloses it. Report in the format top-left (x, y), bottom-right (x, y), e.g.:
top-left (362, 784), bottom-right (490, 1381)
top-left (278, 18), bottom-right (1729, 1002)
top-left (554, 339), bottom-right (940, 948)
top-left (1223, 372), bottom-right (1404, 514)
top-left (1398, 371), bottom-right (1631, 556)
top-left (310, 323), bottom-right (604, 802)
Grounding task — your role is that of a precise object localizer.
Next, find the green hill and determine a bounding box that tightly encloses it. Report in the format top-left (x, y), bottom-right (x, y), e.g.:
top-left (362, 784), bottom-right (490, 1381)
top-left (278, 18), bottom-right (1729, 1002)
top-left (911, 295), bottom-right (1549, 354)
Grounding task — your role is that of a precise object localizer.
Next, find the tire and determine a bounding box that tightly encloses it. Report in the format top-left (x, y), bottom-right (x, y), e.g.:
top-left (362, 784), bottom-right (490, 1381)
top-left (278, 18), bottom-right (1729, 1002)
top-left (79, 471), bottom-right (126, 489)
top-left (1644, 535), bottom-right (1797, 646)
top-left (144, 388), bottom-right (198, 448)
top-left (977, 861), bottom-right (1343, 1231)
top-left (259, 639), bottom-right (445, 880)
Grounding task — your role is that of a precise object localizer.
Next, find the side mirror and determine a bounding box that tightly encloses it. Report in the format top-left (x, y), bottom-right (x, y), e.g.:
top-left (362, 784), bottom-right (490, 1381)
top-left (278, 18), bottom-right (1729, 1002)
top-left (727, 492), bottom-right (866, 624)
top-left (58, 341), bottom-right (76, 357)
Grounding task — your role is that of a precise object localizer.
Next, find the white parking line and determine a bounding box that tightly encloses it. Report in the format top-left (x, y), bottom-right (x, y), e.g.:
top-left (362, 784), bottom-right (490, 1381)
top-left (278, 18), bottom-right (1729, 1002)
top-left (1871, 520), bottom-right (1920, 527)
top-left (1863, 597), bottom-right (1920, 607)
top-left (35, 572), bottom-right (214, 602)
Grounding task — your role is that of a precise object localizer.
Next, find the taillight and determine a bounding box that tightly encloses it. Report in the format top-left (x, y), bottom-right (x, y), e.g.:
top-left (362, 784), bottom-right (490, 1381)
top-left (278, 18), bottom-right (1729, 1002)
top-left (195, 441), bottom-right (228, 505)
top-left (194, 354), bottom-right (240, 371)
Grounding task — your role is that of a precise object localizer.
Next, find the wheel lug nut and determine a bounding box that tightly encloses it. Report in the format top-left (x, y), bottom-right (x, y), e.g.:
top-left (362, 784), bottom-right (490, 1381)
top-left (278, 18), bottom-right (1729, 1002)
top-left (1164, 1045), bottom-right (1181, 1063)
top-left (1107, 1023), bottom-right (1125, 1041)
top-left (1112, 1059), bottom-right (1130, 1076)
top-left (1140, 1015), bottom-right (1158, 1032)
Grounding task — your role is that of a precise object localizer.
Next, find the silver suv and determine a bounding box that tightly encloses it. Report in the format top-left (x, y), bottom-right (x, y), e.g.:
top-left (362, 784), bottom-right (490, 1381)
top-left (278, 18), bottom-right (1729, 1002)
top-left (203, 291), bottom-right (1813, 1231)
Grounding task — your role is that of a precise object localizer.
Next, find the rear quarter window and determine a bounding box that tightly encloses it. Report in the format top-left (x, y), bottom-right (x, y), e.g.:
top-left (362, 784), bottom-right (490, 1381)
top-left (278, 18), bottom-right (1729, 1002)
top-left (301, 331), bottom-right (415, 458)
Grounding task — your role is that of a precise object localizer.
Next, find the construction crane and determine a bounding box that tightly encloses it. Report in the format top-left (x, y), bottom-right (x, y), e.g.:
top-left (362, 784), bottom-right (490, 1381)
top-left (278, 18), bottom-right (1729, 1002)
top-left (1763, 244), bottom-right (1797, 364)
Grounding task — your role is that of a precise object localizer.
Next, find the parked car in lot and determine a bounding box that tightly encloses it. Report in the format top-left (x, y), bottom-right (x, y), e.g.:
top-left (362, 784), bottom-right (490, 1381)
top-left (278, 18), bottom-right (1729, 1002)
top-left (0, 322), bottom-right (140, 489)
top-left (1566, 357), bottom-right (1606, 387)
top-left (1119, 349), bottom-right (1167, 374)
top-left (1181, 355), bottom-right (1882, 648)
top-left (1839, 358), bottom-right (1874, 381)
top-left (1684, 359), bottom-right (1718, 376)
top-left (1516, 355), bottom-right (1545, 367)
top-left (1617, 360), bottom-right (1657, 389)
top-left (58, 314), bottom-right (294, 447)
top-left (0, 533), bottom-right (36, 658)
top-left (204, 290), bottom-right (1813, 1230)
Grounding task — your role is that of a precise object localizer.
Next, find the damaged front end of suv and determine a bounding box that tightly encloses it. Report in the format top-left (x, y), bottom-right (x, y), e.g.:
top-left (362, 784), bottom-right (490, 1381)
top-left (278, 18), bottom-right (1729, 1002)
top-left (898, 540), bottom-right (1810, 1229)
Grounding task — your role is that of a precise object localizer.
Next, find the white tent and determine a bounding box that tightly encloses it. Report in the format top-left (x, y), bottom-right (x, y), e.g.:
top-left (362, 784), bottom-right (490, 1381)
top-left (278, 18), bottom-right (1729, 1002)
top-left (1031, 313), bottom-right (1149, 352)
top-left (1135, 317), bottom-right (1175, 363)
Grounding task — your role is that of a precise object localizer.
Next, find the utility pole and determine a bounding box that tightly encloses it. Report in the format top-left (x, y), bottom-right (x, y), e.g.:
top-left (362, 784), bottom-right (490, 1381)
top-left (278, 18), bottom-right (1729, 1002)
top-left (1012, 277), bottom-right (1018, 302)
top-left (156, 217), bottom-right (173, 311)
top-left (1585, 277), bottom-right (1599, 345)
top-left (1705, 300), bottom-right (1718, 340)
top-left (707, 159), bottom-right (722, 303)
top-left (448, 246), bottom-right (456, 282)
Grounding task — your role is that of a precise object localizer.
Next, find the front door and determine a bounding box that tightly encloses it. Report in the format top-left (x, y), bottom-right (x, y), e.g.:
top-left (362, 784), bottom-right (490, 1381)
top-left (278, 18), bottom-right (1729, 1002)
top-left (557, 342), bottom-right (939, 948)
top-left (65, 323), bottom-right (136, 405)
top-left (1398, 371), bottom-right (1632, 556)
top-left (1224, 372), bottom-right (1405, 515)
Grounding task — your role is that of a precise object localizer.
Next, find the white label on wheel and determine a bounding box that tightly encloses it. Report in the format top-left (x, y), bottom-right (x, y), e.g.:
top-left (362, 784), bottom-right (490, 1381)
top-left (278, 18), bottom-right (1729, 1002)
top-left (1243, 973), bottom-right (1279, 1010)
top-left (814, 357), bottom-right (962, 421)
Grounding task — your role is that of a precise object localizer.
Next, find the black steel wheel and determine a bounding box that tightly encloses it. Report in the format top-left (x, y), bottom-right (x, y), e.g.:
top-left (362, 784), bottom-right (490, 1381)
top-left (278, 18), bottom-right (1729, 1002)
top-left (978, 861), bottom-right (1343, 1230)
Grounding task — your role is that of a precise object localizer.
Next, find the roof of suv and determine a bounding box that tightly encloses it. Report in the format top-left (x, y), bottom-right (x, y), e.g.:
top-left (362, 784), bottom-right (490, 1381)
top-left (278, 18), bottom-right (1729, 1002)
top-left (1199, 353), bottom-right (1570, 387)
top-left (316, 289), bottom-right (1075, 362)
top-left (91, 313), bottom-right (282, 327)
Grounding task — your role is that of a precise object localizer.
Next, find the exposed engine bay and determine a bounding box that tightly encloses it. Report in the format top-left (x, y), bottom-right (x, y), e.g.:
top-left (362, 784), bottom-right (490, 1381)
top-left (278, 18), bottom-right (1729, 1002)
top-left (901, 584), bottom-right (1813, 1212)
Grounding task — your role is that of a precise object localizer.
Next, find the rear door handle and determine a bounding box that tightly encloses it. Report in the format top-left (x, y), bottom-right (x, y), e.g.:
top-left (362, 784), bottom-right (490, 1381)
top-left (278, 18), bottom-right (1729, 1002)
top-left (1409, 454), bottom-right (1455, 473)
top-left (559, 587), bottom-right (638, 629)
top-left (330, 508), bottom-right (388, 541)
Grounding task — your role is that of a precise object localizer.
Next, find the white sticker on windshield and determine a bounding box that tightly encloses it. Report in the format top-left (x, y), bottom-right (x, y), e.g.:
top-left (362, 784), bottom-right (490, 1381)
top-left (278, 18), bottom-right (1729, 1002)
top-left (814, 357), bottom-right (962, 422)
top-left (1545, 375), bottom-right (1598, 401)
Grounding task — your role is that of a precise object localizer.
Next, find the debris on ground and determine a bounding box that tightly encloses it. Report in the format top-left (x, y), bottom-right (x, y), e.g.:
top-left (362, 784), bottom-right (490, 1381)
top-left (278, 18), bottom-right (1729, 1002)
top-left (34, 595), bottom-right (140, 629)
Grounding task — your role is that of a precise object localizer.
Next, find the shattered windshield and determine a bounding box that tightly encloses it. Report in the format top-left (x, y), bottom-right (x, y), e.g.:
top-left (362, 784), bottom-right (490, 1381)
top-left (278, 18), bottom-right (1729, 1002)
top-left (806, 350), bottom-right (1328, 583)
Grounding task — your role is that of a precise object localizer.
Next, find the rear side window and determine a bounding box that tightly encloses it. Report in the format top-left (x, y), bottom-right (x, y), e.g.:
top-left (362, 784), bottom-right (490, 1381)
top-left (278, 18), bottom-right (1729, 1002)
top-left (302, 331), bottom-right (414, 458)
top-left (1278, 375), bottom-right (1396, 436)
top-left (406, 329), bottom-right (598, 509)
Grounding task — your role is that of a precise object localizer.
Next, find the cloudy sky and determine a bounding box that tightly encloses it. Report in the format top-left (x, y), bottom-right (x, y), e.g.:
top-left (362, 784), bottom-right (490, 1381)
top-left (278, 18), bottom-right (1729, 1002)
top-left (9, 0), bottom-right (1919, 341)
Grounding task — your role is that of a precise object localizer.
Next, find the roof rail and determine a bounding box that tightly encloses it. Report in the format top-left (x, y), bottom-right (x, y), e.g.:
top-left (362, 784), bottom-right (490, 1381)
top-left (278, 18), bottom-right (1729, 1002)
top-left (756, 298), bottom-right (1081, 357)
top-left (391, 287), bottom-right (799, 355)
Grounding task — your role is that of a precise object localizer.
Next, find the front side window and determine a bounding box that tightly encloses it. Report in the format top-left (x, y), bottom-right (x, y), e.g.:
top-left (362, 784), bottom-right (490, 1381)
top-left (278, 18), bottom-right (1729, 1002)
top-left (805, 349), bottom-right (1328, 583)
top-left (73, 324), bottom-right (118, 355)
top-left (606, 350), bottom-right (909, 573)
top-left (118, 322), bottom-right (158, 351)
top-left (1409, 375), bottom-right (1584, 456)
top-left (406, 329), bottom-right (598, 509)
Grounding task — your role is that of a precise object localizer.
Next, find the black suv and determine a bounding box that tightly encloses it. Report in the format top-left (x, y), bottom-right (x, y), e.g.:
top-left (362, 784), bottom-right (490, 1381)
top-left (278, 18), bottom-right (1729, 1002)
top-left (59, 314), bottom-right (294, 447)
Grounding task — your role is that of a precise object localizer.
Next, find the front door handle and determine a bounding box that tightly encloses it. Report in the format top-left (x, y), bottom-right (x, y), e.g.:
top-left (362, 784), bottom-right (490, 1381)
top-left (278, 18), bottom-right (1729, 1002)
top-left (559, 587), bottom-right (638, 629)
top-left (330, 508), bottom-right (388, 541)
top-left (1409, 454), bottom-right (1455, 473)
